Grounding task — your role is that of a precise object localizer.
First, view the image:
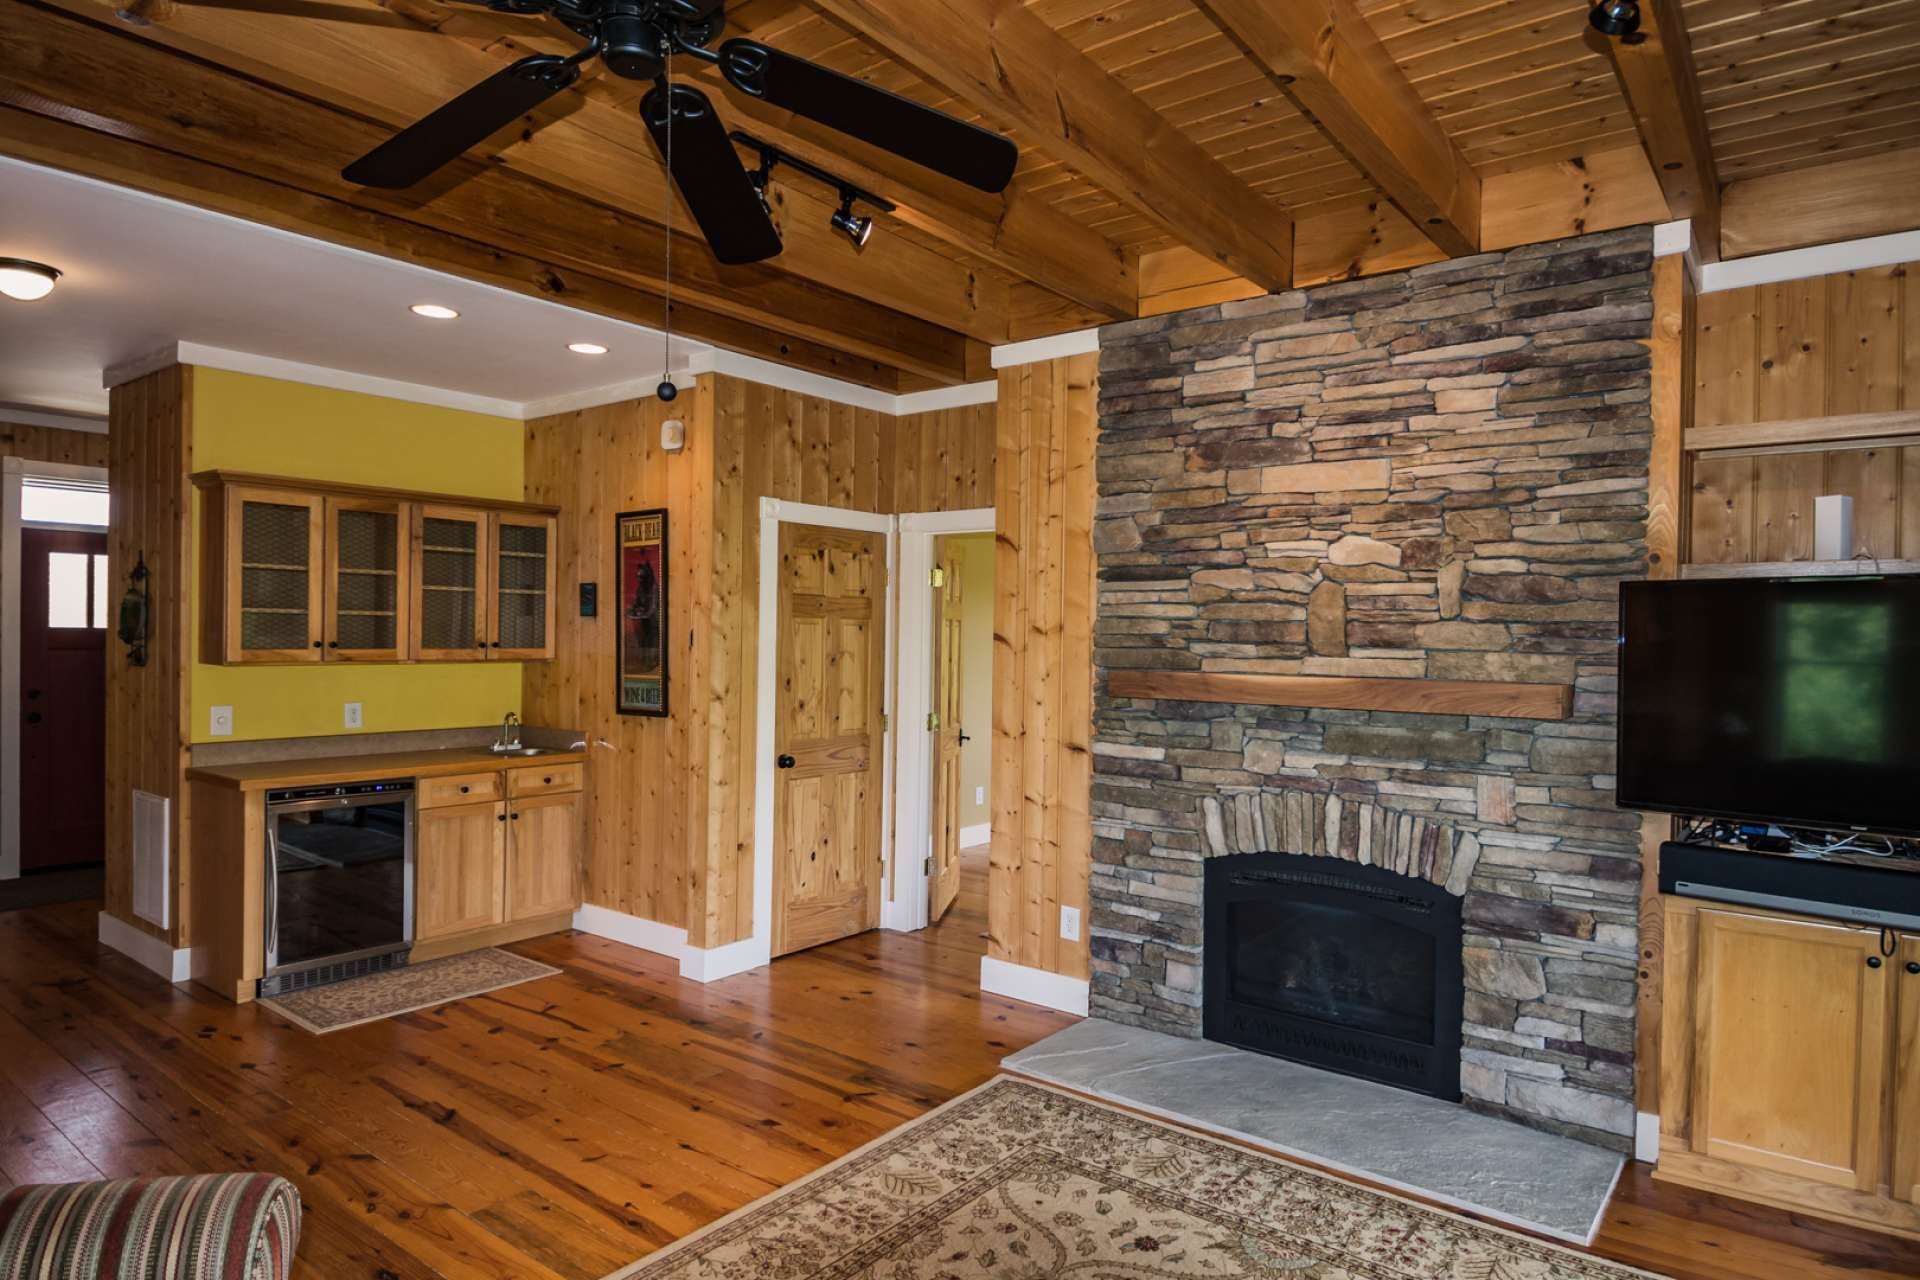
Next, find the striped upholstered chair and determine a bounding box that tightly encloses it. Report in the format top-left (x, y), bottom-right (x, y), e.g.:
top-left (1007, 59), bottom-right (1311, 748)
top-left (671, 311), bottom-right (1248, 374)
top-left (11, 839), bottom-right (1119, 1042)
top-left (0, 1173), bottom-right (300, 1279)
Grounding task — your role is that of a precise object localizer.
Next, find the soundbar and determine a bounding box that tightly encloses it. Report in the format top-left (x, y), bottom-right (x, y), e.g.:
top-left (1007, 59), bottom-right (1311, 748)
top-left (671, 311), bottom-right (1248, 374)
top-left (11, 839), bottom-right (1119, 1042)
top-left (1660, 840), bottom-right (1920, 930)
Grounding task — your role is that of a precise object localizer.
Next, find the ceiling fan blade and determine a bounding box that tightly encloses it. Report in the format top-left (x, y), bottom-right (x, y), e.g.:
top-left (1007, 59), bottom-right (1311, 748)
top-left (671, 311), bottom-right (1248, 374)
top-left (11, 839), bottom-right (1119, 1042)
top-left (342, 55), bottom-right (579, 189)
top-left (641, 83), bottom-right (783, 266)
top-left (716, 39), bottom-right (1017, 194)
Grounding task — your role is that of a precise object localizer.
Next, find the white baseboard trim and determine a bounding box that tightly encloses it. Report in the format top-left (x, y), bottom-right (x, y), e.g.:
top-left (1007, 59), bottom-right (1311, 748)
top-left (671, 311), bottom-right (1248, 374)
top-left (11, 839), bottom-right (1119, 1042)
top-left (1634, 1111), bottom-right (1660, 1165)
top-left (980, 956), bottom-right (1090, 1016)
top-left (681, 937), bottom-right (769, 983)
top-left (97, 910), bottom-right (192, 983)
top-left (571, 903), bottom-right (687, 960)
top-left (959, 823), bottom-right (992, 850)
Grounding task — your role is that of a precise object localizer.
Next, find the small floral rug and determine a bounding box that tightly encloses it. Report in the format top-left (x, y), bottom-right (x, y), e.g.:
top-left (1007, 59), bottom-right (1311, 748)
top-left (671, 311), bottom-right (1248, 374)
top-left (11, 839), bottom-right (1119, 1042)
top-left (605, 1077), bottom-right (1663, 1279)
top-left (258, 948), bottom-right (560, 1034)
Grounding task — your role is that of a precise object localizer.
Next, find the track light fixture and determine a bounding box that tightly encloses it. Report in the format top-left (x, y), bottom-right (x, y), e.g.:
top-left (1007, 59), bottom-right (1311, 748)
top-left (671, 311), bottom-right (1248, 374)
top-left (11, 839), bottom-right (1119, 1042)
top-left (1588, 0), bottom-right (1641, 38)
top-left (831, 196), bottom-right (874, 250)
top-left (728, 131), bottom-right (895, 253)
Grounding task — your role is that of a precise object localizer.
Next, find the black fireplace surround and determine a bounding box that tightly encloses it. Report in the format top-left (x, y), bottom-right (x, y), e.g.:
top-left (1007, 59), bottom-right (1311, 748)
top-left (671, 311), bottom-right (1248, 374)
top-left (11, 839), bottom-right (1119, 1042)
top-left (1203, 854), bottom-right (1464, 1100)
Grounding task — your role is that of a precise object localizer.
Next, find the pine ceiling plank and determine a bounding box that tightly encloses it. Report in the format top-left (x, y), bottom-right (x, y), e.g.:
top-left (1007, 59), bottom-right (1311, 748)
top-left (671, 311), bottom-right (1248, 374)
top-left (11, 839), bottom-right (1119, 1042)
top-left (804, 0), bottom-right (1297, 291)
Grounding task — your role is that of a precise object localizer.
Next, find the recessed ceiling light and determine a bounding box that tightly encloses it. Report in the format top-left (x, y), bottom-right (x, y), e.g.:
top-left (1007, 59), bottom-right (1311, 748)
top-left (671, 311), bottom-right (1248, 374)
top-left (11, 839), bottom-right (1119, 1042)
top-left (568, 342), bottom-right (609, 355)
top-left (410, 302), bottom-right (459, 320)
top-left (0, 258), bottom-right (62, 302)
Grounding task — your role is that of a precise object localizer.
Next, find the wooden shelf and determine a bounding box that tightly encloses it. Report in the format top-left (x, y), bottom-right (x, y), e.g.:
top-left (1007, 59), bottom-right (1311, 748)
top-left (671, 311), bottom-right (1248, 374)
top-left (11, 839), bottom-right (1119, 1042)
top-left (1685, 408), bottom-right (1920, 456)
top-left (1105, 670), bottom-right (1572, 721)
top-left (1682, 559), bottom-right (1920, 579)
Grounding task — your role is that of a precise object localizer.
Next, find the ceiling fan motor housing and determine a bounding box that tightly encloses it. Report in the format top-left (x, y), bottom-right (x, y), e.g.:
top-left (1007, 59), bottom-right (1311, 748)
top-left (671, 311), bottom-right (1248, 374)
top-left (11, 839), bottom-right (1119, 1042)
top-left (601, 3), bottom-right (666, 80)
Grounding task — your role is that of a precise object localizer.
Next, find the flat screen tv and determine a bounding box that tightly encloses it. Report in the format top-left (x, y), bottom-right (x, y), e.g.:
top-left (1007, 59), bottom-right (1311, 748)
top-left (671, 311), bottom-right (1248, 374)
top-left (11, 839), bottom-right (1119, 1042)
top-left (1617, 576), bottom-right (1920, 836)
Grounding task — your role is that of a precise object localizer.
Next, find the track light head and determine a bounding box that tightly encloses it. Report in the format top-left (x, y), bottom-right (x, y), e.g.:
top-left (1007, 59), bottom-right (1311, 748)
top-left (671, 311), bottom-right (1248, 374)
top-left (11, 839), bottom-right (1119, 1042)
top-left (1588, 0), bottom-right (1641, 38)
top-left (831, 195), bottom-right (873, 249)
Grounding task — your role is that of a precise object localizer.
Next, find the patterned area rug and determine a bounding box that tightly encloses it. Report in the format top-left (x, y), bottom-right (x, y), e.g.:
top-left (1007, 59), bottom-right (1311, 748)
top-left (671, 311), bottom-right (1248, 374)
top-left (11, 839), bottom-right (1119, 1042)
top-left (258, 948), bottom-right (560, 1034)
top-left (607, 1078), bottom-right (1663, 1279)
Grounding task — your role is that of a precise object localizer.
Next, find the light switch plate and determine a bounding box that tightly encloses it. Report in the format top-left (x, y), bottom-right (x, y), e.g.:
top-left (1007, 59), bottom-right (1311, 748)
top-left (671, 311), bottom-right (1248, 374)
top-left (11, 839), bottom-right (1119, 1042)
top-left (209, 705), bottom-right (233, 737)
top-left (975, 785), bottom-right (985, 805)
top-left (1060, 905), bottom-right (1081, 942)
top-left (344, 701), bottom-right (363, 729)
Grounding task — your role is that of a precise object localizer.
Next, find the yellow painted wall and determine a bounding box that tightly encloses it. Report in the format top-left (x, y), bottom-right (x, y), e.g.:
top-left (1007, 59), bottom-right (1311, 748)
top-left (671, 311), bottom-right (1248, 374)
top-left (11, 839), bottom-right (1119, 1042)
top-left (190, 367), bottom-right (525, 742)
top-left (953, 532), bottom-right (993, 829)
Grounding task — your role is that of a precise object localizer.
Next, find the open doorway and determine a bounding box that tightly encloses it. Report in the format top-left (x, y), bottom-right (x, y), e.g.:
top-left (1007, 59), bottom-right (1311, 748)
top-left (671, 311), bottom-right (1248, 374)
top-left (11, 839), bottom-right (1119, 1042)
top-left (2, 461), bottom-right (110, 909)
top-left (892, 508), bottom-right (993, 934)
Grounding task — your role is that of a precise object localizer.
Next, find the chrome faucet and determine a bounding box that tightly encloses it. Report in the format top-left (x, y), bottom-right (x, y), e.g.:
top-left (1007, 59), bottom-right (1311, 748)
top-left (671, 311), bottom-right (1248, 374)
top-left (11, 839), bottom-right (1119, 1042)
top-left (494, 711), bottom-right (523, 753)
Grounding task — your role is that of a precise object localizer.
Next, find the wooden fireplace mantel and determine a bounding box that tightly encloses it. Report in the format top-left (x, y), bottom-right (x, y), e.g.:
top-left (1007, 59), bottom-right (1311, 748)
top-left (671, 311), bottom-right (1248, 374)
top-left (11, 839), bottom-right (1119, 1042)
top-left (1105, 671), bottom-right (1573, 721)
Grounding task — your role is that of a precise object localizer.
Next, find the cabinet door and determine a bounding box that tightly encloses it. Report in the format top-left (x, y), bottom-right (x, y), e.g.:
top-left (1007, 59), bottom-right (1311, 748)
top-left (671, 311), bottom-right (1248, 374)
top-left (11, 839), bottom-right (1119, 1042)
top-left (412, 505), bottom-right (490, 661)
top-left (325, 497), bottom-right (411, 662)
top-left (226, 486), bottom-right (324, 663)
top-left (489, 512), bottom-right (555, 660)
top-left (1896, 932), bottom-right (1920, 1204)
top-left (1690, 908), bottom-right (1893, 1191)
top-left (505, 791), bottom-right (578, 921)
top-left (416, 800), bottom-right (505, 939)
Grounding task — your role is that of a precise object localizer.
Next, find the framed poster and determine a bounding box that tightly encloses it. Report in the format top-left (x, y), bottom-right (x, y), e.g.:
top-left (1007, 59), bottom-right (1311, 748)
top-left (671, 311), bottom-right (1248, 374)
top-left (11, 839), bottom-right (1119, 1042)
top-left (617, 508), bottom-right (669, 716)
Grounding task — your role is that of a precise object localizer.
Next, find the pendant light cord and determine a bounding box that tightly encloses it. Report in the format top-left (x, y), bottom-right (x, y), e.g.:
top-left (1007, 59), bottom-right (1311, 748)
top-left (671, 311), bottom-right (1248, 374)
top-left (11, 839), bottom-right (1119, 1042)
top-left (660, 46), bottom-right (674, 391)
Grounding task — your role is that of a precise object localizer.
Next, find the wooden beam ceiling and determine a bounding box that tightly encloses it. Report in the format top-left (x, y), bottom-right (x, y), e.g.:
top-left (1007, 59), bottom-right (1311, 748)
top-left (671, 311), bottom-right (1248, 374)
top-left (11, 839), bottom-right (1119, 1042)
top-left (0, 0), bottom-right (978, 385)
top-left (1187, 0), bottom-right (1481, 258)
top-left (1721, 147), bottom-right (1920, 260)
top-left (804, 0), bottom-right (1297, 294)
top-left (1595, 0), bottom-right (1722, 262)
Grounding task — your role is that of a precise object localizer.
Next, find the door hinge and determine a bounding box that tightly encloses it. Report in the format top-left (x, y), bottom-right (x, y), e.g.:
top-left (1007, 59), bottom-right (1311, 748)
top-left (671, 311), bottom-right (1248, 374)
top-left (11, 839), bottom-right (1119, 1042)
top-left (927, 711), bottom-right (940, 731)
top-left (929, 566), bottom-right (946, 588)
top-left (924, 857), bottom-right (932, 876)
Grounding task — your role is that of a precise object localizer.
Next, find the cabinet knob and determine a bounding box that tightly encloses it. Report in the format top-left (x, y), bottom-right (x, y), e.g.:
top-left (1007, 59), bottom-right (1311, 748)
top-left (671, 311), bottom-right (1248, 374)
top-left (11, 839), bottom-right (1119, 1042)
top-left (497, 813), bottom-right (506, 822)
top-left (327, 640), bottom-right (338, 649)
top-left (1868, 956), bottom-right (1883, 969)
top-left (459, 785), bottom-right (470, 794)
top-left (312, 640), bottom-right (323, 649)
top-left (542, 775), bottom-right (552, 784)
top-left (1908, 962), bottom-right (1920, 975)
top-left (511, 812), bottom-right (521, 821)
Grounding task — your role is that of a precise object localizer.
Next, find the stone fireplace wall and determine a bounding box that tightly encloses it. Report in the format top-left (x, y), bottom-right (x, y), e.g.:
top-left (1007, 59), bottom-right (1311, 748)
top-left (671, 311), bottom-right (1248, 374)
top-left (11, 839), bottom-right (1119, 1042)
top-left (1088, 227), bottom-right (1654, 1151)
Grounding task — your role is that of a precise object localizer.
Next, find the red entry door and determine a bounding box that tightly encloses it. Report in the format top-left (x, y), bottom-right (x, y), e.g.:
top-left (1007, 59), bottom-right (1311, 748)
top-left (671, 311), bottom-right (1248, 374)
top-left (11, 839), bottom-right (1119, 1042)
top-left (19, 527), bottom-right (107, 871)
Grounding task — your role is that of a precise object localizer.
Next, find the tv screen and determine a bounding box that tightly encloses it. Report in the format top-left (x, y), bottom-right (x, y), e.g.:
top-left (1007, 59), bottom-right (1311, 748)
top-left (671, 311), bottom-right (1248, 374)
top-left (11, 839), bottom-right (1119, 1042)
top-left (1618, 577), bottom-right (1920, 836)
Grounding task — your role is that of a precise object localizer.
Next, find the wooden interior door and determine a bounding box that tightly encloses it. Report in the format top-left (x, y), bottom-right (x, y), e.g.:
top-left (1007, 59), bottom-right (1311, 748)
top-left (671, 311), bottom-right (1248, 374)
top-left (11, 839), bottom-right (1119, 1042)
top-left (1690, 908), bottom-right (1892, 1191)
top-left (415, 800), bottom-right (505, 939)
top-left (18, 528), bottom-right (107, 871)
top-left (1896, 932), bottom-right (1920, 1204)
top-left (324, 496), bottom-right (410, 662)
top-left (227, 485), bottom-right (324, 662)
top-left (772, 523), bottom-right (887, 957)
top-left (505, 792), bottom-right (579, 920)
top-left (928, 536), bottom-right (965, 923)
top-left (412, 505), bottom-right (490, 661)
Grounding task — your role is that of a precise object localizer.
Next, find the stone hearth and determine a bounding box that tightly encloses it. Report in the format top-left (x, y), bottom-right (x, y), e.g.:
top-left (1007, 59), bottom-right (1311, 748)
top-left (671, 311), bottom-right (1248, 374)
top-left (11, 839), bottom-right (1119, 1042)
top-left (1087, 227), bottom-right (1654, 1151)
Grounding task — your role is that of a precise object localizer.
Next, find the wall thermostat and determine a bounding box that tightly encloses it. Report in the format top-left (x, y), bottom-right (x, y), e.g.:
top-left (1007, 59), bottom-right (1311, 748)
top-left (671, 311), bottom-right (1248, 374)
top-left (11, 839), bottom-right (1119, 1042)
top-left (579, 582), bottom-right (597, 617)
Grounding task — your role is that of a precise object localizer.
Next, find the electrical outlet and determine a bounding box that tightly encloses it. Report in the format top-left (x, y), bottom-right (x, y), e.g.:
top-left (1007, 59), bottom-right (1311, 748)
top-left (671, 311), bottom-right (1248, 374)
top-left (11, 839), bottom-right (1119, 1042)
top-left (209, 705), bottom-right (233, 737)
top-left (1060, 905), bottom-right (1081, 942)
top-left (975, 785), bottom-right (985, 806)
top-left (344, 701), bottom-right (363, 729)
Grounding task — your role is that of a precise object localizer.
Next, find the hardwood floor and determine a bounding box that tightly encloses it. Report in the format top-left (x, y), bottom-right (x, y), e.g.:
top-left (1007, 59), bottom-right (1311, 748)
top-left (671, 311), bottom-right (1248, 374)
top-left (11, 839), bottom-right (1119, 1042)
top-left (0, 857), bottom-right (1914, 1280)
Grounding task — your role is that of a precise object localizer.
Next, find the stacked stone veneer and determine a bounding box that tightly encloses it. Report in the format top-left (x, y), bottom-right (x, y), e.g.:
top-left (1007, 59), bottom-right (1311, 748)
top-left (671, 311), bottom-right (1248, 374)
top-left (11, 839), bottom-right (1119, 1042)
top-left (1089, 227), bottom-right (1654, 1152)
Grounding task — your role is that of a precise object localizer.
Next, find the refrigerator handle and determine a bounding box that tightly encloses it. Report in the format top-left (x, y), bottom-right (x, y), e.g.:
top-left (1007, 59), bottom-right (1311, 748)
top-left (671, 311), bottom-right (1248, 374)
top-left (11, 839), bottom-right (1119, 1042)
top-left (264, 821), bottom-right (281, 973)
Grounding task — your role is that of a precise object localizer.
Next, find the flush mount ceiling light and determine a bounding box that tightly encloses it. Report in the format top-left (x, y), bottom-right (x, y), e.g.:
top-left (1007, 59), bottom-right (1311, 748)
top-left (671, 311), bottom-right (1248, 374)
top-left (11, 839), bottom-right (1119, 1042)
top-left (0, 258), bottom-right (62, 302)
top-left (409, 302), bottom-right (459, 319)
top-left (1588, 0), bottom-right (1642, 38)
top-left (568, 341), bottom-right (609, 355)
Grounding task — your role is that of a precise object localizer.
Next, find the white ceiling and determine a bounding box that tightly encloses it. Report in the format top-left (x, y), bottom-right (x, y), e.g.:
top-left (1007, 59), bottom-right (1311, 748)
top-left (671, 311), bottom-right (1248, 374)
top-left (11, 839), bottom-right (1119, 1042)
top-left (0, 155), bottom-right (711, 421)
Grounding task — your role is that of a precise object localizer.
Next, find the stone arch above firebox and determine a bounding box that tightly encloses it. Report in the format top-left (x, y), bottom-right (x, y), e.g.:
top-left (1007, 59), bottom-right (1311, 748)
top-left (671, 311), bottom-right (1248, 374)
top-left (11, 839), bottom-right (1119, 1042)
top-left (1200, 787), bottom-right (1482, 897)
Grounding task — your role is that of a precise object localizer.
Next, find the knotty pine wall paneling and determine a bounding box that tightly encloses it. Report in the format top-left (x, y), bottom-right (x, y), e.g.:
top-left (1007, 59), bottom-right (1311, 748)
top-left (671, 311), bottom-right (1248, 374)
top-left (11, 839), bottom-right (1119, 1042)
top-left (990, 353), bottom-right (1097, 983)
top-left (0, 421), bottom-right (110, 469)
top-left (104, 366), bottom-right (194, 945)
top-left (1691, 263), bottom-right (1919, 562)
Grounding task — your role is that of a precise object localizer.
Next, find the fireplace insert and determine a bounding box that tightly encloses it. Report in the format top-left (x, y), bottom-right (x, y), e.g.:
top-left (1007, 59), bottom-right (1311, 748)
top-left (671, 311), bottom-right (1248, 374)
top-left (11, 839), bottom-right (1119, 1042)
top-left (1203, 853), bottom-right (1462, 1100)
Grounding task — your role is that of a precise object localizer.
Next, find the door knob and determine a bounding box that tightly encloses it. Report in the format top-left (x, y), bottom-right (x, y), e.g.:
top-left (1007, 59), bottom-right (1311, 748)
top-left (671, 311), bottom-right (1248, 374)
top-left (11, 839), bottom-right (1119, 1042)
top-left (958, 730), bottom-right (971, 745)
top-left (24, 711), bottom-right (41, 725)
top-left (777, 754), bottom-right (796, 769)
top-left (25, 688), bottom-right (41, 700)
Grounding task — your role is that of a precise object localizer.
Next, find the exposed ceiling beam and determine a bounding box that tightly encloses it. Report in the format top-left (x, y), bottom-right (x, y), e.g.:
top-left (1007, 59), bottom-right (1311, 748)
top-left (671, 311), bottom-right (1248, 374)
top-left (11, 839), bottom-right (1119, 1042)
top-left (1594, 0), bottom-right (1721, 263)
top-left (804, 0), bottom-right (1296, 293)
top-left (0, 1), bottom-right (978, 384)
top-left (0, 106), bottom-right (908, 392)
top-left (1721, 147), bottom-right (1920, 259)
top-left (1187, 0), bottom-right (1480, 258)
top-left (31, 0), bottom-right (1014, 346)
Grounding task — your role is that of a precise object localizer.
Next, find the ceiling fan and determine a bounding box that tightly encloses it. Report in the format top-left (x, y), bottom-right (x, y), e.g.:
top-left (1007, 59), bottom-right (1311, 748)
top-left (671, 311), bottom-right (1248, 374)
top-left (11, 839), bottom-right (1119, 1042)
top-left (340, 0), bottom-right (1018, 266)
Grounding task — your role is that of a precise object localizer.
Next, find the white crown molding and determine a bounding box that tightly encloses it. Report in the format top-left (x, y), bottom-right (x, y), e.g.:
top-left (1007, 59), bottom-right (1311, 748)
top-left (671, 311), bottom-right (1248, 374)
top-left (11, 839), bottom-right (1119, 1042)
top-left (0, 405), bottom-right (107, 433)
top-left (895, 380), bottom-right (999, 414)
top-left (518, 368), bottom-right (700, 420)
top-left (1652, 220), bottom-right (1691, 258)
top-left (990, 328), bottom-right (1100, 369)
top-left (1701, 228), bottom-right (1920, 294)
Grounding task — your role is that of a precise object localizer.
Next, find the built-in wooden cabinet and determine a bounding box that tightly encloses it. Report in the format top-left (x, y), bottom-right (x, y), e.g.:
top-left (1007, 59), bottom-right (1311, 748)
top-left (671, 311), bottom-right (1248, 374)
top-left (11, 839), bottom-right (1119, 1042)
top-left (415, 761), bottom-right (581, 949)
top-left (197, 472), bottom-right (556, 664)
top-left (1659, 897), bottom-right (1920, 1241)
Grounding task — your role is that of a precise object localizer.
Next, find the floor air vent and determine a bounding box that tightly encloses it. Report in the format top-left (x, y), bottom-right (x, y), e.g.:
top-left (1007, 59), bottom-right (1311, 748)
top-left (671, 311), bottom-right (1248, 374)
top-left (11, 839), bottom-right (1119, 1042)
top-left (258, 949), bottom-right (408, 999)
